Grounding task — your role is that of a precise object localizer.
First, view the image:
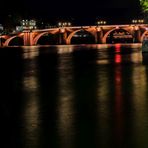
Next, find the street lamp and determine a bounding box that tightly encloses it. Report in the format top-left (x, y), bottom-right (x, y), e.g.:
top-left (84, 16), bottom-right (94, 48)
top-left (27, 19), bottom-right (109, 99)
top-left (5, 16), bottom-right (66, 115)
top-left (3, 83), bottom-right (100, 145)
top-left (132, 19), bottom-right (144, 24)
top-left (58, 22), bottom-right (71, 27)
top-left (97, 20), bottom-right (106, 25)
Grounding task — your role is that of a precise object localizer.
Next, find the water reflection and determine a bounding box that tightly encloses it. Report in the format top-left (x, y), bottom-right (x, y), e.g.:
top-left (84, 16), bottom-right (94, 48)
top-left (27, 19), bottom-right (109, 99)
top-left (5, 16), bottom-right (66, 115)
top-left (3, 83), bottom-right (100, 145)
top-left (97, 65), bottom-right (111, 147)
top-left (72, 49), bottom-right (98, 148)
top-left (131, 52), bottom-right (142, 64)
top-left (57, 45), bottom-right (74, 54)
top-left (0, 47), bottom-right (24, 147)
top-left (22, 46), bottom-right (39, 59)
top-left (115, 44), bottom-right (122, 63)
top-left (142, 53), bottom-right (148, 65)
top-left (96, 51), bottom-right (109, 65)
top-left (114, 65), bottom-right (124, 147)
top-left (37, 48), bottom-right (59, 148)
top-left (115, 54), bottom-right (121, 63)
top-left (2, 44), bottom-right (148, 148)
top-left (21, 48), bottom-right (41, 148)
top-left (56, 51), bottom-right (75, 148)
top-left (131, 65), bottom-right (148, 147)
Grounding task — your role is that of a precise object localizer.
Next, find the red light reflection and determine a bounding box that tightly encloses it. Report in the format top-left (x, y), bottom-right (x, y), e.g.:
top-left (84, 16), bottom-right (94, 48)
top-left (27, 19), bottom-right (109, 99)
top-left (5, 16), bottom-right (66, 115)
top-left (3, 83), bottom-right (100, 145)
top-left (115, 54), bottom-right (121, 63)
top-left (114, 66), bottom-right (123, 144)
top-left (115, 44), bottom-right (121, 63)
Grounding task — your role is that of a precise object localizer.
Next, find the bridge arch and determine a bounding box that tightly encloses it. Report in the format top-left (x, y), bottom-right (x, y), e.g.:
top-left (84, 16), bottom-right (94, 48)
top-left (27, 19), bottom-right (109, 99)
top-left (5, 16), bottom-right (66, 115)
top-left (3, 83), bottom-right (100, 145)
top-left (1, 35), bottom-right (10, 40)
top-left (0, 35), bottom-right (10, 46)
top-left (66, 29), bottom-right (95, 44)
top-left (33, 32), bottom-right (49, 45)
top-left (33, 30), bottom-right (59, 45)
top-left (102, 27), bottom-right (133, 44)
top-left (4, 35), bottom-right (24, 46)
top-left (141, 30), bottom-right (148, 42)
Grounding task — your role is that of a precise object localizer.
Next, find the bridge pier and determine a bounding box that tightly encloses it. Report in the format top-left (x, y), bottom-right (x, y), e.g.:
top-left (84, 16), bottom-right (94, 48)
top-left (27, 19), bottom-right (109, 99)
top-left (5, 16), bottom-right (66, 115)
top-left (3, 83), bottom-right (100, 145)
top-left (23, 31), bottom-right (34, 46)
top-left (59, 32), bottom-right (67, 44)
top-left (97, 31), bottom-right (104, 44)
top-left (96, 27), bottom-right (103, 44)
top-left (133, 26), bottom-right (141, 43)
top-left (58, 28), bottom-right (67, 44)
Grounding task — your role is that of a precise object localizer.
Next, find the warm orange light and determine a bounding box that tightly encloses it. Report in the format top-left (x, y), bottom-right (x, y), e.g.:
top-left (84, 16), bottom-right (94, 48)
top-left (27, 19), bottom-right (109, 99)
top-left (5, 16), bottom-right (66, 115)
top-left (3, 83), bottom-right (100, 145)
top-left (60, 28), bottom-right (65, 33)
top-left (134, 26), bottom-right (139, 30)
top-left (96, 27), bottom-right (101, 31)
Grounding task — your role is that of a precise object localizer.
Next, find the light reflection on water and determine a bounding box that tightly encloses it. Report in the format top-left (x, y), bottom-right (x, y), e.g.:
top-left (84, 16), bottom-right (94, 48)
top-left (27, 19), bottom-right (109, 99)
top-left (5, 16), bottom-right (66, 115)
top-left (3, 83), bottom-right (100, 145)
top-left (22, 46), bottom-right (39, 59)
top-left (131, 65), bottom-right (148, 147)
top-left (22, 53), bottom-right (41, 148)
top-left (97, 65), bottom-right (110, 147)
top-left (2, 43), bottom-right (148, 148)
top-left (56, 52), bottom-right (75, 148)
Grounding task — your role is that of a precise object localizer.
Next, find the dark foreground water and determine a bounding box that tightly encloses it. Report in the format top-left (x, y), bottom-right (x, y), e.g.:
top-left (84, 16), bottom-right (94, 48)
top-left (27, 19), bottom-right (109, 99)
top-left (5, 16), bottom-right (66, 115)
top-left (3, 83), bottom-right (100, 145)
top-left (1, 43), bottom-right (148, 148)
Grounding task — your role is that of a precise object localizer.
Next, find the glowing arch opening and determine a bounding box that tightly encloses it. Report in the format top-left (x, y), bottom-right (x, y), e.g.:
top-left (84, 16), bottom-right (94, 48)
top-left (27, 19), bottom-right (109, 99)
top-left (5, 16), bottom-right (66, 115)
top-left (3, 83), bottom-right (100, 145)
top-left (104, 28), bottom-right (133, 44)
top-left (67, 29), bottom-right (95, 44)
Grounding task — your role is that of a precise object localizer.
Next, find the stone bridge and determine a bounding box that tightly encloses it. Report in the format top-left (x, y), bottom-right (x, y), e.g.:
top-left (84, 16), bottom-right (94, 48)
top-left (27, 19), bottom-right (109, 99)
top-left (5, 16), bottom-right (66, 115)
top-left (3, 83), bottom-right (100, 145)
top-left (1, 24), bottom-right (148, 46)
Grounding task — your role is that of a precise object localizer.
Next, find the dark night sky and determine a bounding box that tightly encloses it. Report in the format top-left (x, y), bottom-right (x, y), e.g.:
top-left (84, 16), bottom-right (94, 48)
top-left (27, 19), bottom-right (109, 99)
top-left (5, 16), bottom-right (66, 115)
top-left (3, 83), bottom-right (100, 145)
top-left (0, 0), bottom-right (142, 25)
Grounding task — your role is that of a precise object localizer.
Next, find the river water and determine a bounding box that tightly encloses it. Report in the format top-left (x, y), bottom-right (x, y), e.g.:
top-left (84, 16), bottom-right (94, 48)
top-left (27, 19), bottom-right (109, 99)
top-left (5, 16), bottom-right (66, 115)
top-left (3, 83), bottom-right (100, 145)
top-left (1, 43), bottom-right (148, 148)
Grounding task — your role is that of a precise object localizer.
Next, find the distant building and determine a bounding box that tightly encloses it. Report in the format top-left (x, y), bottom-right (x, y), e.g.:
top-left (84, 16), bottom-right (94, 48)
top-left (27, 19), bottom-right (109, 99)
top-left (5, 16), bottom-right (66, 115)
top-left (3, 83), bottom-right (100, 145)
top-left (16, 26), bottom-right (23, 32)
top-left (16, 19), bottom-right (37, 32)
top-left (0, 24), bottom-right (4, 32)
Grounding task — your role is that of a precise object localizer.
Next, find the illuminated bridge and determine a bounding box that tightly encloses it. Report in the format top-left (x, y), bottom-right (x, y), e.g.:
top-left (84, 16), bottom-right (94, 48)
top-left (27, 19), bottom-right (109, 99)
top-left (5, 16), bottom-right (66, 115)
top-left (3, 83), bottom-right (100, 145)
top-left (1, 24), bottom-right (148, 46)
